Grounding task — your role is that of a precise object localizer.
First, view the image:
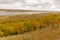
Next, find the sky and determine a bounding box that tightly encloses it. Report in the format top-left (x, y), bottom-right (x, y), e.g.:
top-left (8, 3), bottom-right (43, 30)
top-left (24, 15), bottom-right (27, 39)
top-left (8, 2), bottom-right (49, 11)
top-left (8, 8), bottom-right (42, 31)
top-left (0, 0), bottom-right (60, 11)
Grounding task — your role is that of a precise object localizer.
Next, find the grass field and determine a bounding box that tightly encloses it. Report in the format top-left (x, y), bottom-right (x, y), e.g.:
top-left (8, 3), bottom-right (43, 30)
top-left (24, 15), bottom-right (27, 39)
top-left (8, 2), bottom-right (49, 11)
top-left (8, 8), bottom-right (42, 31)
top-left (0, 12), bottom-right (60, 40)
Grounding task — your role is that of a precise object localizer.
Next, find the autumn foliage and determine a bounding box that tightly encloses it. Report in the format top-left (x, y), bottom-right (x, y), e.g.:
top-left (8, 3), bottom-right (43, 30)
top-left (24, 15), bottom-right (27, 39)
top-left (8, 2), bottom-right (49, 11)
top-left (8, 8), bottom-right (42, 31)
top-left (0, 13), bottom-right (60, 37)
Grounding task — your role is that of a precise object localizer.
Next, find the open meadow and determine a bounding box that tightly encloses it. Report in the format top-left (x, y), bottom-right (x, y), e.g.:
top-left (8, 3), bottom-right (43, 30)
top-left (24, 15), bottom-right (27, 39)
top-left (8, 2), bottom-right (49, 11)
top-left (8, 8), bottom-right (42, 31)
top-left (0, 12), bottom-right (60, 40)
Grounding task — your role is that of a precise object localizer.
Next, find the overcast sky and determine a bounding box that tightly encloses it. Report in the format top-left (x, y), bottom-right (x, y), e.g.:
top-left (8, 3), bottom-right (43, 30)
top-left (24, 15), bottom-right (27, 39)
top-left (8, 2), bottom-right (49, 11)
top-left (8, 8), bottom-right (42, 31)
top-left (0, 0), bottom-right (60, 11)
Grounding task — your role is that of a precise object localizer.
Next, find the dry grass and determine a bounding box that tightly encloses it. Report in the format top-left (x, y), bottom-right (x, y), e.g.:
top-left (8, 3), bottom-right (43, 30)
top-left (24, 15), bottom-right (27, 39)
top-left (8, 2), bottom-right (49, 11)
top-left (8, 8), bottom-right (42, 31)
top-left (0, 28), bottom-right (60, 40)
top-left (0, 12), bottom-right (60, 40)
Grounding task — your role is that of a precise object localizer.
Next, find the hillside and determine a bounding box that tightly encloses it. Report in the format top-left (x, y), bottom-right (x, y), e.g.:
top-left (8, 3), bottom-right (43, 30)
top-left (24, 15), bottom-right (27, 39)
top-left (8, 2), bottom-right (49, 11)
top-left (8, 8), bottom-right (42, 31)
top-left (0, 29), bottom-right (60, 40)
top-left (0, 13), bottom-right (60, 40)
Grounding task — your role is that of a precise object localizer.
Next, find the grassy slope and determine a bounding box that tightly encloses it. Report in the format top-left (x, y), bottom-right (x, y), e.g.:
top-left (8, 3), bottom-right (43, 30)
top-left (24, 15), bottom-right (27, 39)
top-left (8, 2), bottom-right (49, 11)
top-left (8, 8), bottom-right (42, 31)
top-left (0, 28), bottom-right (60, 40)
top-left (0, 13), bottom-right (60, 40)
